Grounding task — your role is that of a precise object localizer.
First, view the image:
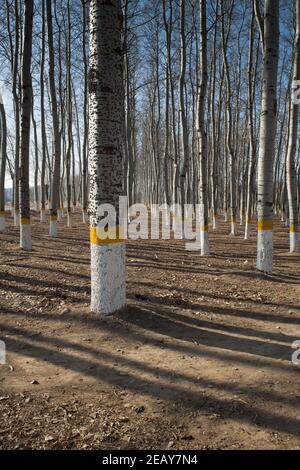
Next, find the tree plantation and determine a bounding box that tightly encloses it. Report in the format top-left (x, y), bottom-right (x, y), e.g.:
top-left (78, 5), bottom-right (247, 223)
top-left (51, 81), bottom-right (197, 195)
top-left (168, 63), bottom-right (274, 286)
top-left (0, 0), bottom-right (299, 453)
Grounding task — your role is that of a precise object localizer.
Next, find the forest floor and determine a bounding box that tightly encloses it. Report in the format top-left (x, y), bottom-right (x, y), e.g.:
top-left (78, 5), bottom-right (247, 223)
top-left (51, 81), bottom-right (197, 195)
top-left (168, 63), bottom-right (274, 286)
top-left (0, 210), bottom-right (299, 450)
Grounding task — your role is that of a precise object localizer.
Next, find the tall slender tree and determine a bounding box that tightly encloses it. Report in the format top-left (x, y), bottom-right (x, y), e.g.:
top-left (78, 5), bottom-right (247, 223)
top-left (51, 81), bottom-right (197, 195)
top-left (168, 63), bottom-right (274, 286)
top-left (179, 0), bottom-right (190, 234)
top-left (89, 0), bottom-right (126, 315)
top-left (81, 0), bottom-right (88, 223)
top-left (197, 0), bottom-right (209, 255)
top-left (221, 0), bottom-right (236, 235)
top-left (19, 0), bottom-right (33, 251)
top-left (0, 98), bottom-right (7, 233)
top-left (286, 0), bottom-right (300, 253)
top-left (40, 0), bottom-right (47, 223)
top-left (6, 0), bottom-right (20, 226)
top-left (245, 6), bottom-right (256, 240)
top-left (255, 0), bottom-right (279, 272)
top-left (47, 0), bottom-right (61, 237)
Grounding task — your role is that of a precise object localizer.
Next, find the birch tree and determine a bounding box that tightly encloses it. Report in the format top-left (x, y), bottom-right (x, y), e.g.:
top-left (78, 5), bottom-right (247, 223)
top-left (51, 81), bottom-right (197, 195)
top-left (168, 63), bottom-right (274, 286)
top-left (5, 0), bottom-right (20, 226)
top-left (47, 0), bottom-right (61, 237)
top-left (19, 0), bottom-right (33, 251)
top-left (286, 0), bottom-right (300, 253)
top-left (245, 7), bottom-right (257, 240)
top-left (40, 0), bottom-right (47, 223)
top-left (255, 0), bottom-right (279, 273)
top-left (221, 0), bottom-right (236, 236)
top-left (89, 0), bottom-right (126, 315)
top-left (0, 98), bottom-right (7, 232)
top-left (179, 0), bottom-right (190, 233)
top-left (197, 0), bottom-right (209, 255)
top-left (81, 0), bottom-right (88, 223)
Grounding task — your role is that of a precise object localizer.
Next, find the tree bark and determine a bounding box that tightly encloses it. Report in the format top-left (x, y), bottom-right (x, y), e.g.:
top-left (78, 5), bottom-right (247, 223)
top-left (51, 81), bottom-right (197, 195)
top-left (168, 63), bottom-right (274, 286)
top-left (0, 101), bottom-right (7, 232)
top-left (19, 0), bottom-right (33, 251)
top-left (197, 0), bottom-right (209, 255)
top-left (89, 0), bottom-right (126, 315)
top-left (256, 0), bottom-right (279, 272)
top-left (47, 0), bottom-right (61, 237)
top-left (286, 0), bottom-right (300, 252)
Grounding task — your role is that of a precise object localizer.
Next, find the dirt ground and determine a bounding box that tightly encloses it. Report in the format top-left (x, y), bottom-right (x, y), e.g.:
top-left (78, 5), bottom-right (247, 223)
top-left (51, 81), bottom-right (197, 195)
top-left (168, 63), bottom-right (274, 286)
top-left (0, 210), bottom-right (299, 450)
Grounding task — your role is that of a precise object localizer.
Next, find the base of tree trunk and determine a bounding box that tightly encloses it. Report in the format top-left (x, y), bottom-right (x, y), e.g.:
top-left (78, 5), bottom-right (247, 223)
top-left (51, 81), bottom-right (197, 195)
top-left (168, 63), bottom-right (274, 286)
top-left (40, 209), bottom-right (46, 223)
top-left (49, 220), bottom-right (58, 237)
top-left (20, 223), bottom-right (32, 251)
top-left (230, 222), bottom-right (237, 236)
top-left (290, 230), bottom-right (299, 252)
top-left (0, 215), bottom-right (5, 232)
top-left (14, 211), bottom-right (20, 226)
top-left (82, 210), bottom-right (87, 223)
top-left (257, 230), bottom-right (273, 273)
top-left (91, 242), bottom-right (126, 315)
top-left (200, 230), bottom-right (210, 256)
top-left (244, 222), bottom-right (251, 240)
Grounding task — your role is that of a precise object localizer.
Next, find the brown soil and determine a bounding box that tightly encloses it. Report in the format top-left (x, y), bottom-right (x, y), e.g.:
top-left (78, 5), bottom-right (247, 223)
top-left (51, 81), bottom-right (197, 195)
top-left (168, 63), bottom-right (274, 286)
top-left (0, 211), bottom-right (300, 450)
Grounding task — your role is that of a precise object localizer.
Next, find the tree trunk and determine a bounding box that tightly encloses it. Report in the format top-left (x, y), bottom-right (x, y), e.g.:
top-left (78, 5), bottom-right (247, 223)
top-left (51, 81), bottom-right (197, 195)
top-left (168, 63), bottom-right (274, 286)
top-left (221, 0), bottom-right (236, 235)
top-left (0, 101), bottom-right (7, 232)
top-left (47, 0), bottom-right (61, 237)
top-left (179, 0), bottom-right (189, 235)
top-left (197, 0), bottom-right (209, 255)
top-left (40, 0), bottom-right (47, 222)
top-left (89, 0), bottom-right (126, 315)
top-left (81, 0), bottom-right (88, 222)
top-left (245, 9), bottom-right (257, 239)
top-left (19, 0), bottom-right (33, 251)
top-left (256, 0), bottom-right (279, 272)
top-left (286, 0), bottom-right (300, 252)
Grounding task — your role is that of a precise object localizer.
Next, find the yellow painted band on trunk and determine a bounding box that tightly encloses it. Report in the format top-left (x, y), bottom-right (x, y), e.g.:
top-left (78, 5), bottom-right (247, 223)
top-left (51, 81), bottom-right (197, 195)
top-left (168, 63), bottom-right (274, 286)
top-left (257, 220), bottom-right (273, 231)
top-left (290, 225), bottom-right (299, 233)
top-left (200, 225), bottom-right (209, 232)
top-left (20, 217), bottom-right (30, 225)
top-left (50, 215), bottom-right (58, 222)
top-left (0, 211), bottom-right (5, 216)
top-left (90, 226), bottom-right (124, 245)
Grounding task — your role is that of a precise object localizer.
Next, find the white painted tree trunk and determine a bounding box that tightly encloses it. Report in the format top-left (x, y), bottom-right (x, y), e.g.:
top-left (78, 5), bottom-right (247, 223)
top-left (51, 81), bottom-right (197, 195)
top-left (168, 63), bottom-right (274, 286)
top-left (89, 0), bottom-right (126, 315)
top-left (40, 209), bottom-right (46, 223)
top-left (0, 215), bottom-right (4, 232)
top-left (256, 0), bottom-right (279, 273)
top-left (286, 0), bottom-right (300, 253)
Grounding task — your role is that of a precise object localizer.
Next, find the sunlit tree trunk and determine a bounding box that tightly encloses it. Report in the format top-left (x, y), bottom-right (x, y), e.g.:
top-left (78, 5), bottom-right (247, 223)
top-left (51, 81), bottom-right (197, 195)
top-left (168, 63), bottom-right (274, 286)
top-left (31, 94), bottom-right (39, 212)
top-left (162, 0), bottom-right (171, 206)
top-left (256, 0), bottom-right (279, 273)
top-left (81, 0), bottom-right (88, 223)
top-left (47, 0), bottom-right (61, 237)
top-left (286, 0), bottom-right (300, 252)
top-left (0, 101), bottom-right (7, 232)
top-left (221, 0), bottom-right (236, 235)
top-left (89, 0), bottom-right (126, 315)
top-left (6, 0), bottom-right (20, 226)
top-left (179, 0), bottom-right (190, 234)
top-left (40, 0), bottom-right (47, 223)
top-left (197, 0), bottom-right (209, 255)
top-left (66, 0), bottom-right (72, 227)
top-left (245, 8), bottom-right (257, 240)
top-left (19, 0), bottom-right (33, 251)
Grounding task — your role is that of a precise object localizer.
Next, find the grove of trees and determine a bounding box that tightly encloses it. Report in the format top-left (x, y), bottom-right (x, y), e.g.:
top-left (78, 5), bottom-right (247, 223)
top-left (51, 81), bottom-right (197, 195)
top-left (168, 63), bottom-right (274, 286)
top-left (0, 0), bottom-right (299, 313)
